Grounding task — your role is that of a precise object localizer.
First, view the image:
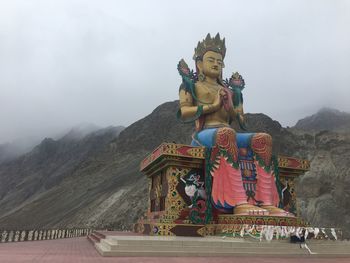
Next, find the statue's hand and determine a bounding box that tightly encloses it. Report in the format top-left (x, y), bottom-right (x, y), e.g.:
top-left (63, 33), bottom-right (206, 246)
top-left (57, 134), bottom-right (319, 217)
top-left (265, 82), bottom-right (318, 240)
top-left (219, 88), bottom-right (227, 99)
top-left (213, 89), bottom-right (223, 109)
top-left (221, 88), bottom-right (234, 112)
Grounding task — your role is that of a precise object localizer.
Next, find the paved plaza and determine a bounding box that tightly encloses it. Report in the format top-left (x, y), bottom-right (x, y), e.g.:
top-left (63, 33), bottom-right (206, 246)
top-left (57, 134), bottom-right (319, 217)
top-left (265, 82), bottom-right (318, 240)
top-left (0, 237), bottom-right (350, 263)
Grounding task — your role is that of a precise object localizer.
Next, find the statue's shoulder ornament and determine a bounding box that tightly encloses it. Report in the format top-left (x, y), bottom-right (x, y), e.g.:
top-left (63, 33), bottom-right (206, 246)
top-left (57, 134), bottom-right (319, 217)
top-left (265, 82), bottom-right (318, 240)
top-left (177, 59), bottom-right (197, 93)
top-left (224, 72), bottom-right (247, 130)
top-left (177, 59), bottom-right (211, 106)
top-left (224, 72), bottom-right (245, 107)
top-left (177, 59), bottom-right (204, 124)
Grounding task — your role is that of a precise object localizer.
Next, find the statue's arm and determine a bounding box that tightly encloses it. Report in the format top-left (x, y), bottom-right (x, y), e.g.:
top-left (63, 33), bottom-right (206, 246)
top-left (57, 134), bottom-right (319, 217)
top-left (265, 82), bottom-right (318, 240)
top-left (226, 72), bottom-right (246, 127)
top-left (227, 105), bottom-right (242, 120)
top-left (235, 89), bottom-right (245, 123)
top-left (179, 88), bottom-right (221, 119)
top-left (228, 101), bottom-right (245, 125)
top-left (235, 104), bottom-right (245, 124)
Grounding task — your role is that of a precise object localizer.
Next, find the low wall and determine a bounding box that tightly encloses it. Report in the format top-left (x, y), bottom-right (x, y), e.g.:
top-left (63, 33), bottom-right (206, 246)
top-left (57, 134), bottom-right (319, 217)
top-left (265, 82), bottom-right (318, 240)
top-left (0, 228), bottom-right (93, 243)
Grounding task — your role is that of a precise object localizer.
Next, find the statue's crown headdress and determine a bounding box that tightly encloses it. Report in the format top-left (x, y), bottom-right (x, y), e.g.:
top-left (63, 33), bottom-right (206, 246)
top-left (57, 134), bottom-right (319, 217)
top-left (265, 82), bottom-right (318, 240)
top-left (193, 33), bottom-right (226, 61)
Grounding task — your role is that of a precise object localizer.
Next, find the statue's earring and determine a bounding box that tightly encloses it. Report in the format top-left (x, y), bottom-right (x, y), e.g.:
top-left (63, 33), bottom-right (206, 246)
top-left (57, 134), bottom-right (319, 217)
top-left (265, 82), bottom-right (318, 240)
top-left (198, 72), bottom-right (206, 82)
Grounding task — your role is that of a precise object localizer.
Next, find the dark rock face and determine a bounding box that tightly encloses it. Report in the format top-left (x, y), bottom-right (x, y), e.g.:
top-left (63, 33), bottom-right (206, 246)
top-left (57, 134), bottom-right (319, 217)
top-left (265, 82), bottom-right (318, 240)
top-left (115, 101), bottom-right (193, 153)
top-left (296, 131), bottom-right (350, 238)
top-left (0, 101), bottom-right (349, 238)
top-left (292, 109), bottom-right (350, 238)
top-left (294, 108), bottom-right (350, 132)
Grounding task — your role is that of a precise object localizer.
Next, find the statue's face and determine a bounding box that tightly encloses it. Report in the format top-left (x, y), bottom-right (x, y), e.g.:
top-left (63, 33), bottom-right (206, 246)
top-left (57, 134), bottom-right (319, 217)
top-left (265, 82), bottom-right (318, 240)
top-left (198, 51), bottom-right (224, 79)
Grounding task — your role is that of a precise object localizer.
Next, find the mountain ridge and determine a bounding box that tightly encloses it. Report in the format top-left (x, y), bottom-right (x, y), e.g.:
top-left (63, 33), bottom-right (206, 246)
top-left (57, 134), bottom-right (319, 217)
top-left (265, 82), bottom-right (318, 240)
top-left (293, 107), bottom-right (350, 133)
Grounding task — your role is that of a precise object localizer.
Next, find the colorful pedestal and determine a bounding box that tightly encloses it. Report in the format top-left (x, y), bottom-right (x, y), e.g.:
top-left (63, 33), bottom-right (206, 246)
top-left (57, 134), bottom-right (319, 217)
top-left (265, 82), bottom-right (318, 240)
top-left (135, 143), bottom-right (310, 237)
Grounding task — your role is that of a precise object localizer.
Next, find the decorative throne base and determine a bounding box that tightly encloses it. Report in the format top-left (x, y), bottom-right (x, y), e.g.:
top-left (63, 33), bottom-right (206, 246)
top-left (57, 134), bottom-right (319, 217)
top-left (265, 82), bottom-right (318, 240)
top-left (135, 143), bottom-right (310, 237)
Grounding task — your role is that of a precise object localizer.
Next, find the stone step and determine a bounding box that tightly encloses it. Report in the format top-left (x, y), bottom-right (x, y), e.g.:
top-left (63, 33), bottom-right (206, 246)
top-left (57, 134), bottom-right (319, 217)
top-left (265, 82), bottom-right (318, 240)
top-left (95, 243), bottom-right (308, 257)
top-left (103, 238), bottom-right (313, 249)
top-left (95, 234), bottom-right (350, 257)
top-left (96, 247), bottom-right (350, 257)
top-left (101, 245), bottom-right (306, 254)
top-left (103, 237), bottom-right (350, 250)
top-left (95, 245), bottom-right (313, 257)
top-left (102, 241), bottom-right (304, 250)
top-left (95, 241), bottom-right (110, 255)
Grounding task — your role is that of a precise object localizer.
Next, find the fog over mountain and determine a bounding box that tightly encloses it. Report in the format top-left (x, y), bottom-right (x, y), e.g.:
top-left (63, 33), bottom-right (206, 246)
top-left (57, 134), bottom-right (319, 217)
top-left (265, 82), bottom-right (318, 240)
top-left (0, 139), bottom-right (39, 164)
top-left (0, 123), bottom-right (115, 164)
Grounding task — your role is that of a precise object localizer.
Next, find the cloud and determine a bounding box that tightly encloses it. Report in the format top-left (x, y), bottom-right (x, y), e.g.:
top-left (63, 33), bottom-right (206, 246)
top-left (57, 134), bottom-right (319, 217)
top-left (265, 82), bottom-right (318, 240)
top-left (0, 0), bottom-right (349, 143)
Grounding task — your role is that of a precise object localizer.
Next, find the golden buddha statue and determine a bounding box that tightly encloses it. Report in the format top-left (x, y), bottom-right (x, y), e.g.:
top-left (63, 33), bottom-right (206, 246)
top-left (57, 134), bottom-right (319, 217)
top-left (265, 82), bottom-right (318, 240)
top-left (177, 33), bottom-right (291, 217)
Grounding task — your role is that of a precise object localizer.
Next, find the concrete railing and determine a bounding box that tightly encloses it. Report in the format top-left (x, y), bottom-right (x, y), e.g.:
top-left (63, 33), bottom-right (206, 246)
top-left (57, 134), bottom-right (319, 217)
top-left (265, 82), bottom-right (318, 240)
top-left (0, 228), bottom-right (93, 243)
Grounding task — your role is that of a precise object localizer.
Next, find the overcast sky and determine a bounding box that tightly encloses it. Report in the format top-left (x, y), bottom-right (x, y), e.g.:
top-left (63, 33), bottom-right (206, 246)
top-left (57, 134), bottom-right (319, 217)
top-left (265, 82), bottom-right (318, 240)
top-left (0, 0), bottom-right (349, 144)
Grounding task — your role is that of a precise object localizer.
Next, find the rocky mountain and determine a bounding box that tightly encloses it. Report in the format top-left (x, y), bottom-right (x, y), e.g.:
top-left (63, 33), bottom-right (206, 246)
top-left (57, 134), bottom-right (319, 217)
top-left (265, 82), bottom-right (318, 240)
top-left (296, 131), bottom-right (350, 238)
top-left (294, 108), bottom-right (350, 132)
top-left (292, 108), bottom-right (350, 238)
top-left (0, 102), bottom-right (349, 238)
top-left (0, 126), bottom-right (124, 229)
